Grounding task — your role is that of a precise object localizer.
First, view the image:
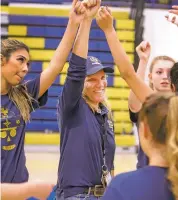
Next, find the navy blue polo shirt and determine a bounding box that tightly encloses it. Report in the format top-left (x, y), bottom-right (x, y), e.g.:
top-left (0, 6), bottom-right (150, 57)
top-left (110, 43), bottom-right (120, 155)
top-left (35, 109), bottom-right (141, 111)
top-left (56, 54), bottom-right (116, 198)
top-left (129, 109), bottom-right (149, 168)
top-left (1, 75), bottom-right (48, 183)
top-left (102, 166), bottom-right (175, 200)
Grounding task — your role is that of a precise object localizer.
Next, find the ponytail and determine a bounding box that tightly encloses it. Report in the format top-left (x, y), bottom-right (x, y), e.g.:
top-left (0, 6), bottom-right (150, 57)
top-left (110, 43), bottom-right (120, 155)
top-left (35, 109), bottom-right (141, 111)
top-left (8, 85), bottom-right (35, 122)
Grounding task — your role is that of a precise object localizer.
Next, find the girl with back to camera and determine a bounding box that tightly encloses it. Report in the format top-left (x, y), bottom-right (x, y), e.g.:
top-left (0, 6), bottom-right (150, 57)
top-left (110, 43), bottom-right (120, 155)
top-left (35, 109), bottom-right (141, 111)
top-left (102, 92), bottom-right (178, 200)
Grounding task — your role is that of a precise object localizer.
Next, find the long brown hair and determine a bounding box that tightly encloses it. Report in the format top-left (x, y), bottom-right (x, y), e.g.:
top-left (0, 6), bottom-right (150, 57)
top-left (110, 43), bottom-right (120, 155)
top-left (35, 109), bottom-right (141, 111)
top-left (149, 56), bottom-right (175, 89)
top-left (1, 39), bottom-right (35, 122)
top-left (139, 92), bottom-right (178, 199)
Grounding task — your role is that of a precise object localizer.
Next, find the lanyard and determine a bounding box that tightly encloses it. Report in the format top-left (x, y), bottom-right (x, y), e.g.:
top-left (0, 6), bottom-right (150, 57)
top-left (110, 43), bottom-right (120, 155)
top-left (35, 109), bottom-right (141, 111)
top-left (95, 110), bottom-right (109, 172)
top-left (101, 114), bottom-right (108, 171)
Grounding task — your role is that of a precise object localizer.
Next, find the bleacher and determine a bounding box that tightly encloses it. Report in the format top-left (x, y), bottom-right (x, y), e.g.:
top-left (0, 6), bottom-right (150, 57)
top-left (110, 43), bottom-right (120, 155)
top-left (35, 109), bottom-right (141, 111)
top-left (1, 0), bottom-right (140, 146)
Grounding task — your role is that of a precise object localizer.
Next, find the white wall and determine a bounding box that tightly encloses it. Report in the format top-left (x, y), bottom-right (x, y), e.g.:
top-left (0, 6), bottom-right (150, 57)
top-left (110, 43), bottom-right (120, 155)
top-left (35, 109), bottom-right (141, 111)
top-left (141, 9), bottom-right (178, 81)
top-left (143, 9), bottom-right (178, 62)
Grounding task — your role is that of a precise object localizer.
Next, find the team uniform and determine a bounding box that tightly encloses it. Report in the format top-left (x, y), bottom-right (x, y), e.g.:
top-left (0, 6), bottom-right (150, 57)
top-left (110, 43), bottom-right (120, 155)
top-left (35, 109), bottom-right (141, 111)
top-left (1, 75), bottom-right (48, 183)
top-left (102, 166), bottom-right (175, 200)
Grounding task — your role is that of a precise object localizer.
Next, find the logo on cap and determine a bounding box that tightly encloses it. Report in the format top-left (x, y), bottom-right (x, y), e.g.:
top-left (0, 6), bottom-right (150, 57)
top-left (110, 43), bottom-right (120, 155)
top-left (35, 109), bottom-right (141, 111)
top-left (90, 57), bottom-right (101, 65)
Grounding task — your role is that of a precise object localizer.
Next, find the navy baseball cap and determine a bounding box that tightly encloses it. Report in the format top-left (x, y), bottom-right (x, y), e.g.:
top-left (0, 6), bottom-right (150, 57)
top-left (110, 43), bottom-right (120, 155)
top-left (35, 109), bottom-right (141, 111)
top-left (86, 56), bottom-right (114, 75)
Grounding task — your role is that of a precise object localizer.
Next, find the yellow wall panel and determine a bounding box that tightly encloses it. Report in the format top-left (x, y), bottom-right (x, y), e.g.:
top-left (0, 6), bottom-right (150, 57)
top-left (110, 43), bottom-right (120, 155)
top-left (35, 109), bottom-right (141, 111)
top-left (30, 50), bottom-right (54, 60)
top-left (114, 122), bottom-right (132, 133)
top-left (112, 11), bottom-right (129, 19)
top-left (9, 37), bottom-right (45, 49)
top-left (114, 65), bottom-right (120, 75)
top-left (42, 62), bottom-right (50, 70)
top-left (42, 62), bottom-right (69, 72)
top-left (25, 133), bottom-right (60, 145)
top-left (121, 42), bottom-right (134, 53)
top-left (9, 6), bottom-right (129, 19)
top-left (1, 6), bottom-right (9, 13)
top-left (109, 99), bottom-right (128, 110)
top-left (9, 6), bottom-right (70, 17)
top-left (116, 31), bottom-right (135, 41)
top-left (61, 63), bottom-right (69, 73)
top-left (128, 54), bottom-right (134, 63)
top-left (106, 88), bottom-right (129, 99)
top-left (116, 20), bottom-right (135, 30)
top-left (113, 111), bottom-right (131, 122)
top-left (114, 77), bottom-right (129, 88)
top-left (115, 135), bottom-right (135, 146)
top-left (8, 25), bottom-right (27, 36)
top-left (60, 74), bottom-right (67, 85)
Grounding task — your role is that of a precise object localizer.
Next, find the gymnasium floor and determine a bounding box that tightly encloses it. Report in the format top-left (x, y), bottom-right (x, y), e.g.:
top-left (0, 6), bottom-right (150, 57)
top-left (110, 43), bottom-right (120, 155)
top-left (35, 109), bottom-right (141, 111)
top-left (25, 145), bottom-right (137, 183)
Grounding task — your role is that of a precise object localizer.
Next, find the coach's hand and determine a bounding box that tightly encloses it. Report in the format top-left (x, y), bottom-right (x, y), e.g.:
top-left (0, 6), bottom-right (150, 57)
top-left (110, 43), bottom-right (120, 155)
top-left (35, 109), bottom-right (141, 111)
top-left (82, 0), bottom-right (101, 19)
top-left (69, 0), bottom-right (87, 25)
top-left (136, 41), bottom-right (151, 62)
top-left (96, 6), bottom-right (114, 33)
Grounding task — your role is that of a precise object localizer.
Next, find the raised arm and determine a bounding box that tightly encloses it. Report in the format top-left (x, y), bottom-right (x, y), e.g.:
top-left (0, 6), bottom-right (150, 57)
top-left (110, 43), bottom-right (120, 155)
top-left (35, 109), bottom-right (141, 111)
top-left (128, 41), bottom-right (151, 112)
top-left (96, 7), bottom-right (153, 103)
top-left (38, 0), bottom-right (86, 97)
top-left (60, 0), bottom-right (101, 114)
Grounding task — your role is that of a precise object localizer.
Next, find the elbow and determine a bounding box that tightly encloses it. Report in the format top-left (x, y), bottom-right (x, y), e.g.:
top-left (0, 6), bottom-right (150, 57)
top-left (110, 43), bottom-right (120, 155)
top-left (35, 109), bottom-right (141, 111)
top-left (128, 102), bottom-right (142, 113)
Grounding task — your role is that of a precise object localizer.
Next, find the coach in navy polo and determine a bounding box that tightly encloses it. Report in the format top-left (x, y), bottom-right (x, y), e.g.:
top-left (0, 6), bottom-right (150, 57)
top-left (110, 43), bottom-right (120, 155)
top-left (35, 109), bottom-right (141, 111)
top-left (55, 5), bottom-right (115, 198)
top-left (56, 53), bottom-right (115, 199)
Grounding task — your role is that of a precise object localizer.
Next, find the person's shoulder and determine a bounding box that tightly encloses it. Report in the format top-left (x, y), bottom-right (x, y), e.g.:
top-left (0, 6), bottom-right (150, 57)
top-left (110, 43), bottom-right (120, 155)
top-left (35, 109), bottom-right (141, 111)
top-left (110, 166), bottom-right (156, 189)
top-left (109, 170), bottom-right (137, 189)
top-left (103, 170), bottom-right (138, 200)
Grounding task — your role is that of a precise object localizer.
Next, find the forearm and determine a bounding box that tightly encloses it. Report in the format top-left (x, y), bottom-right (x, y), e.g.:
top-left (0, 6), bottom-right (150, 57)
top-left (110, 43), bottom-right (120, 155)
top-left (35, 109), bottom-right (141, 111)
top-left (104, 28), bottom-right (152, 103)
top-left (60, 18), bottom-right (92, 113)
top-left (39, 20), bottom-right (80, 97)
top-left (1, 183), bottom-right (34, 200)
top-left (105, 28), bottom-right (136, 79)
top-left (72, 18), bottom-right (92, 59)
top-left (47, 20), bottom-right (79, 76)
top-left (128, 59), bottom-right (148, 112)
